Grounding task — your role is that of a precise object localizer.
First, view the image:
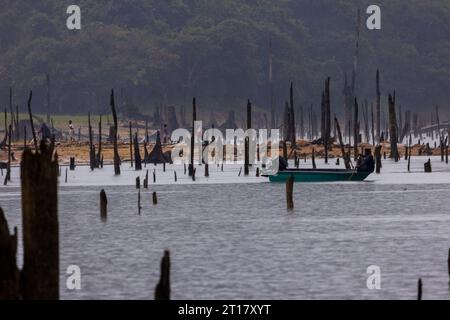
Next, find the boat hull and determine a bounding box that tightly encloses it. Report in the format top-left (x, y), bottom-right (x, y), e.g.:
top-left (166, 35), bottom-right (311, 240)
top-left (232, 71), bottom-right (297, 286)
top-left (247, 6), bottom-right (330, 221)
top-left (267, 169), bottom-right (371, 183)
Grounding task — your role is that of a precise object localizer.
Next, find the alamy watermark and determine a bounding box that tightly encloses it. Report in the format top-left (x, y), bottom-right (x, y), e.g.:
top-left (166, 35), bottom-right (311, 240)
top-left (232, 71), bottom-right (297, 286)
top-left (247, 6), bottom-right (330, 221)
top-left (171, 122), bottom-right (280, 174)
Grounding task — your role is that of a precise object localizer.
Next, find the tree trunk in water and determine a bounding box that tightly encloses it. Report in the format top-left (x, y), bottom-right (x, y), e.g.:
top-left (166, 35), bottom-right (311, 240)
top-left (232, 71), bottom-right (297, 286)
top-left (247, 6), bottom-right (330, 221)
top-left (21, 143), bottom-right (59, 299)
top-left (110, 90), bottom-right (120, 175)
top-left (134, 133), bottom-right (142, 171)
top-left (388, 93), bottom-right (399, 161)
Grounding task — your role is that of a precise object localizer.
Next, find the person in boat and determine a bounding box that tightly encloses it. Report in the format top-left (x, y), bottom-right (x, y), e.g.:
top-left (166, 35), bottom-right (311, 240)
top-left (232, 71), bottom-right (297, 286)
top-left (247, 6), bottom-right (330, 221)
top-left (278, 156), bottom-right (289, 171)
top-left (356, 148), bottom-right (375, 173)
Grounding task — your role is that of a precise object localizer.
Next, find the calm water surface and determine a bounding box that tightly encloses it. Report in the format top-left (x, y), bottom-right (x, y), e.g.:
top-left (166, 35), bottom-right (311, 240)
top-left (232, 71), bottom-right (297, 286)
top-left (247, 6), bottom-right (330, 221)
top-left (1, 182), bottom-right (450, 300)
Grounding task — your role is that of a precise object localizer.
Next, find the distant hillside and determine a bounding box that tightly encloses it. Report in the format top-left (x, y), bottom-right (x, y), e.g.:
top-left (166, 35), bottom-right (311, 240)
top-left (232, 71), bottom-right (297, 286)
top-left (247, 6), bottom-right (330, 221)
top-left (0, 0), bottom-right (449, 118)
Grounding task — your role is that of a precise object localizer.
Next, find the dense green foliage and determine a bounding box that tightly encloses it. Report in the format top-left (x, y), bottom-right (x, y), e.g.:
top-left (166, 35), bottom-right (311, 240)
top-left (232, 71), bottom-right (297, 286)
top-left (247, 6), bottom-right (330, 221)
top-left (0, 0), bottom-right (449, 117)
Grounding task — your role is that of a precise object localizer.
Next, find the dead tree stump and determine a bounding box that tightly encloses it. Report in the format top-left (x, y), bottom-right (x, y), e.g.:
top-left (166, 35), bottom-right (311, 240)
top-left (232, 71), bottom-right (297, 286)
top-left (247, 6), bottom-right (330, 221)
top-left (100, 189), bottom-right (107, 220)
top-left (20, 143), bottom-right (59, 299)
top-left (136, 176), bottom-right (140, 189)
top-left (286, 175), bottom-right (294, 210)
top-left (375, 145), bottom-right (382, 174)
top-left (134, 133), bottom-right (142, 171)
top-left (69, 157), bottom-right (76, 170)
top-left (110, 90), bottom-right (120, 175)
top-left (154, 250), bottom-right (170, 300)
top-left (424, 159), bottom-right (432, 173)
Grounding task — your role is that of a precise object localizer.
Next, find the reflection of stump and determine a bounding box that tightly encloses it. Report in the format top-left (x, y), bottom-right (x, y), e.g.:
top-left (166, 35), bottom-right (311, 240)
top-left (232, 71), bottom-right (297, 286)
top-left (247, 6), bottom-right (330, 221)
top-left (155, 250), bottom-right (170, 300)
top-left (21, 143), bottom-right (59, 299)
top-left (424, 159), bottom-right (432, 173)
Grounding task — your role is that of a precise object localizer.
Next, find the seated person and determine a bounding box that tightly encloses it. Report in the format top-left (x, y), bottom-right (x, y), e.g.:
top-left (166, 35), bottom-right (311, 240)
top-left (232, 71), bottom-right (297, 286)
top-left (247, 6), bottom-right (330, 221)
top-left (357, 148), bottom-right (375, 173)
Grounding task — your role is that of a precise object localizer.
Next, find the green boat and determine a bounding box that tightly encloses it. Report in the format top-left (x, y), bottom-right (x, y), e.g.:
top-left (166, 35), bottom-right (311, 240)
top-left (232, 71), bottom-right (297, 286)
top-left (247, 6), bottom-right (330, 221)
top-left (266, 168), bottom-right (371, 183)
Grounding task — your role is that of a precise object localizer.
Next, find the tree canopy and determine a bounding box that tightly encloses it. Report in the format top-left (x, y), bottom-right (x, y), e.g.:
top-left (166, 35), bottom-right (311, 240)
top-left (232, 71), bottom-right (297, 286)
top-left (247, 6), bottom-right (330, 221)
top-left (0, 0), bottom-right (449, 118)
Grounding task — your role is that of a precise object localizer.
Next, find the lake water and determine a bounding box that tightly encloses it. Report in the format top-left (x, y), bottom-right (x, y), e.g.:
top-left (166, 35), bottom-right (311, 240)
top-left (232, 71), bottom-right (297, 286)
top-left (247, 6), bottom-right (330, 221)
top-left (1, 157), bottom-right (450, 300)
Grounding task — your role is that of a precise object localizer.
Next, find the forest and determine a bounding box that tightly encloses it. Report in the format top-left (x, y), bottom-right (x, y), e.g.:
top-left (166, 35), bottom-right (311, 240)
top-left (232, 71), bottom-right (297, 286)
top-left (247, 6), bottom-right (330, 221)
top-left (0, 0), bottom-right (449, 120)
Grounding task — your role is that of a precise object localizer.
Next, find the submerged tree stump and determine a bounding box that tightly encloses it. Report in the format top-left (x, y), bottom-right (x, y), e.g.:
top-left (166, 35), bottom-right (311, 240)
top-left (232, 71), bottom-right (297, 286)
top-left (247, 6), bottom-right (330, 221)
top-left (375, 145), bottom-right (382, 174)
top-left (155, 250), bottom-right (170, 300)
top-left (69, 157), bottom-right (76, 171)
top-left (286, 175), bottom-right (294, 210)
top-left (21, 143), bottom-right (59, 299)
top-left (100, 189), bottom-right (107, 220)
top-left (424, 159), bottom-right (432, 173)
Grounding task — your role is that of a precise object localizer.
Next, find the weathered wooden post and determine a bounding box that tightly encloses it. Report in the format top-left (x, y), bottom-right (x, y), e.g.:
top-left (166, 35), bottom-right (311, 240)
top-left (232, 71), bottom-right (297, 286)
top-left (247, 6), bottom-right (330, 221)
top-left (152, 192), bottom-right (158, 205)
top-left (286, 175), bottom-right (294, 210)
top-left (21, 142), bottom-right (59, 299)
top-left (205, 163), bottom-right (209, 177)
top-left (153, 169), bottom-right (156, 183)
top-left (256, 167), bottom-right (260, 177)
top-left (374, 145), bottom-right (382, 174)
top-left (110, 90), bottom-right (120, 175)
top-left (100, 189), bottom-right (107, 220)
top-left (155, 250), bottom-right (170, 300)
top-left (65, 168), bottom-right (68, 183)
top-left (174, 171), bottom-right (177, 182)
